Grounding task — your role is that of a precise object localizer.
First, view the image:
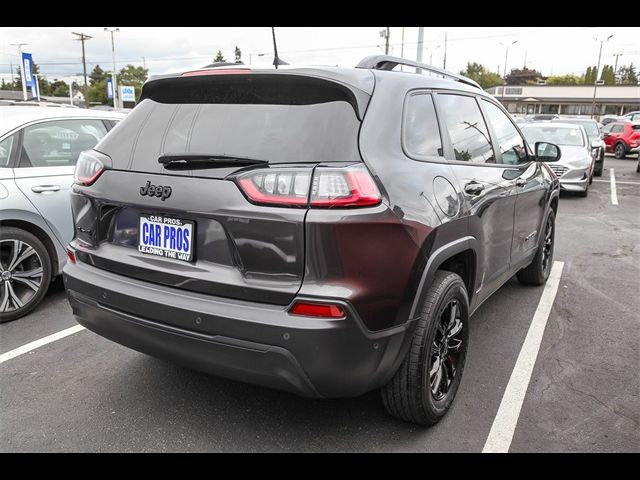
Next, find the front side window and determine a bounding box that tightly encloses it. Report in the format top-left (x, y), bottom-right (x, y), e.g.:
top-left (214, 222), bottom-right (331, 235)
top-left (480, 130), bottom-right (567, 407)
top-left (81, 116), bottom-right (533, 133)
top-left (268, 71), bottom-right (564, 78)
top-left (481, 99), bottom-right (528, 165)
top-left (611, 124), bottom-right (624, 134)
top-left (403, 93), bottom-right (443, 158)
top-left (20, 119), bottom-right (108, 168)
top-left (437, 94), bottom-right (495, 164)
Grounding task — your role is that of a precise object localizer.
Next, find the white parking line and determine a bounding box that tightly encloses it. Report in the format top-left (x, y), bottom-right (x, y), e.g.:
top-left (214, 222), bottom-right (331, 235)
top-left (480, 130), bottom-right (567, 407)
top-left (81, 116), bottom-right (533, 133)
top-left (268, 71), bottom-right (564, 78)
top-left (610, 169), bottom-right (619, 206)
top-left (0, 325), bottom-right (85, 365)
top-left (593, 179), bottom-right (640, 186)
top-left (482, 261), bottom-right (565, 453)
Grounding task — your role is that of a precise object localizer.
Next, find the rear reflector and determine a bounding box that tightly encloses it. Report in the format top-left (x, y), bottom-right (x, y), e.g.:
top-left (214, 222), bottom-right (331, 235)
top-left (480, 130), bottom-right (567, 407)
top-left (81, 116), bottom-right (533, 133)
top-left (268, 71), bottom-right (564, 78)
top-left (182, 69), bottom-right (252, 77)
top-left (66, 248), bottom-right (76, 264)
top-left (236, 164), bottom-right (381, 208)
top-left (289, 301), bottom-right (346, 319)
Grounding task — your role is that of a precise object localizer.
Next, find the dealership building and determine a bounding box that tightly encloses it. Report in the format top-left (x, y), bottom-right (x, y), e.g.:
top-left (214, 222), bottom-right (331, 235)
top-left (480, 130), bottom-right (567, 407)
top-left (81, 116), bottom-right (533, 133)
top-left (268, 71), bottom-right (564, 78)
top-left (486, 85), bottom-right (640, 118)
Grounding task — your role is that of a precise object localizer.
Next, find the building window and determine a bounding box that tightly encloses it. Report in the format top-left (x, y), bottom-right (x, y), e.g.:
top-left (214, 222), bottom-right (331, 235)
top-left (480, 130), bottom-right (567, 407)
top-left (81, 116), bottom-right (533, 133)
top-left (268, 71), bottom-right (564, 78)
top-left (504, 87), bottom-right (522, 95)
top-left (526, 104), bottom-right (536, 114)
top-left (506, 103), bottom-right (517, 113)
top-left (622, 104), bottom-right (640, 114)
top-left (540, 104), bottom-right (559, 114)
top-left (563, 104), bottom-right (581, 115)
top-left (604, 105), bottom-right (621, 115)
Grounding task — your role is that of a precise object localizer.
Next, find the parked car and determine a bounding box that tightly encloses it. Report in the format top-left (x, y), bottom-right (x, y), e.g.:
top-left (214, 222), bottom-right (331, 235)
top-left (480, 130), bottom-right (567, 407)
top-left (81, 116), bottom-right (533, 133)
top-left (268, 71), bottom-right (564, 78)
top-left (623, 111), bottom-right (640, 122)
top-left (601, 121), bottom-right (640, 159)
top-left (521, 122), bottom-right (594, 196)
top-left (553, 117), bottom-right (605, 176)
top-left (63, 56), bottom-right (560, 426)
top-left (0, 106), bottom-right (126, 322)
top-left (530, 114), bottom-right (560, 121)
top-left (600, 115), bottom-right (626, 127)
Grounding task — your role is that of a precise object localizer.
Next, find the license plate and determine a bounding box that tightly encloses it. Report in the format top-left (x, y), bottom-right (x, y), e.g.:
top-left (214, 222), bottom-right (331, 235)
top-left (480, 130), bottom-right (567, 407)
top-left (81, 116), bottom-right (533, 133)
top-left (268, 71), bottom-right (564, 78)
top-left (138, 215), bottom-right (194, 262)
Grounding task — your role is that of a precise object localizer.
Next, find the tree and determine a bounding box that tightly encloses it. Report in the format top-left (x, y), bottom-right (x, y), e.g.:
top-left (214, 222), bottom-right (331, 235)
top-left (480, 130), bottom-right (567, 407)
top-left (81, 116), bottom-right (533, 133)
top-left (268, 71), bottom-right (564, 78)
top-left (459, 62), bottom-right (503, 89)
top-left (618, 63), bottom-right (638, 85)
top-left (545, 74), bottom-right (583, 86)
top-left (600, 64), bottom-right (615, 85)
top-left (213, 50), bottom-right (226, 63)
top-left (89, 65), bottom-right (107, 86)
top-left (117, 64), bottom-right (148, 102)
top-left (234, 46), bottom-right (242, 64)
top-left (505, 67), bottom-right (544, 85)
top-left (583, 66), bottom-right (597, 85)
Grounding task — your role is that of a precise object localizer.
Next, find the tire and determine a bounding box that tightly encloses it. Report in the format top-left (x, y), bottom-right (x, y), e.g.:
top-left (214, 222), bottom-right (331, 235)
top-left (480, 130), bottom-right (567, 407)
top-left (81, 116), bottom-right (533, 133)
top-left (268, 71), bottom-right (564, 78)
top-left (0, 227), bottom-right (52, 323)
top-left (517, 210), bottom-right (555, 286)
top-left (594, 160), bottom-right (603, 177)
top-left (381, 270), bottom-right (469, 425)
top-left (636, 160), bottom-right (640, 173)
top-left (614, 142), bottom-right (626, 159)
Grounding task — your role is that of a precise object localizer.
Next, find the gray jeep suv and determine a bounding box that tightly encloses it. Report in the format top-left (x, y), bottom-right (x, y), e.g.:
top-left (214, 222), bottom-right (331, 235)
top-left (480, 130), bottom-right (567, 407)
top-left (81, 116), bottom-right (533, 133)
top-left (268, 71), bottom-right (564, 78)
top-left (63, 56), bottom-right (561, 425)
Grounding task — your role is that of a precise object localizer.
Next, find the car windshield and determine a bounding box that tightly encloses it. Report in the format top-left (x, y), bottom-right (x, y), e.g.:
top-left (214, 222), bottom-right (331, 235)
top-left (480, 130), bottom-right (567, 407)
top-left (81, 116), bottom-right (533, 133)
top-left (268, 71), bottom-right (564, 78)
top-left (521, 125), bottom-right (585, 147)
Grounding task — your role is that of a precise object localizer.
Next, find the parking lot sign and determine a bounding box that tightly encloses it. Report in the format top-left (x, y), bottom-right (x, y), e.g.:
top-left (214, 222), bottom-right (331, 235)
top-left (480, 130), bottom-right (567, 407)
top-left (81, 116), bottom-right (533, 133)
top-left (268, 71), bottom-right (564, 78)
top-left (120, 85), bottom-right (135, 103)
top-left (106, 78), bottom-right (113, 99)
top-left (21, 52), bottom-right (34, 89)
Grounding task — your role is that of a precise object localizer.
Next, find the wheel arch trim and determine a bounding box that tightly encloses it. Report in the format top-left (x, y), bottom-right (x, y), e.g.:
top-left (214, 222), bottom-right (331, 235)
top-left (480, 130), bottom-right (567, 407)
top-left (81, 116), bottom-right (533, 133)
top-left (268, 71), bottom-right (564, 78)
top-left (409, 236), bottom-right (477, 320)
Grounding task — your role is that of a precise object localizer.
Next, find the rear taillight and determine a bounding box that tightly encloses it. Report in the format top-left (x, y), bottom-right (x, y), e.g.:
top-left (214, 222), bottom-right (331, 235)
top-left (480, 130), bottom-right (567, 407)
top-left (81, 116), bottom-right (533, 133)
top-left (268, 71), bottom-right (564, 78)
top-left (74, 150), bottom-right (110, 186)
top-left (236, 164), bottom-right (381, 208)
top-left (66, 247), bottom-right (76, 264)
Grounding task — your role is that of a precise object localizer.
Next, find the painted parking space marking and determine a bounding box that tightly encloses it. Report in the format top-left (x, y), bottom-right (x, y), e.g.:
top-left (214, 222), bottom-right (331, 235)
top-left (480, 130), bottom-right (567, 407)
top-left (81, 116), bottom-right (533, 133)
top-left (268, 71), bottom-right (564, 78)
top-left (593, 179), bottom-right (640, 186)
top-left (609, 169), bottom-right (619, 206)
top-left (482, 261), bottom-right (565, 453)
top-left (0, 325), bottom-right (85, 365)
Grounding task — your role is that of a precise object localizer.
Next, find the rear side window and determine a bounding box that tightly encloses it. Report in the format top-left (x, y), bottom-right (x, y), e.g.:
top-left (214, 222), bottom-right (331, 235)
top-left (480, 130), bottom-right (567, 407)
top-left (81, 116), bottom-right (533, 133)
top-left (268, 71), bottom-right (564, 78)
top-left (437, 94), bottom-right (495, 164)
top-left (611, 124), bottom-right (624, 133)
top-left (403, 93), bottom-right (443, 158)
top-left (0, 133), bottom-right (16, 167)
top-left (20, 119), bottom-right (108, 168)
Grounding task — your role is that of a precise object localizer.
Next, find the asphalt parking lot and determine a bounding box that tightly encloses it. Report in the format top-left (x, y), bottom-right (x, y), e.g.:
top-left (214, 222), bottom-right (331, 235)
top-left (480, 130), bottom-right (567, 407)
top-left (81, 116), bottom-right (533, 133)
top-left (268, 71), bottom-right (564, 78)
top-left (1, 155), bottom-right (639, 452)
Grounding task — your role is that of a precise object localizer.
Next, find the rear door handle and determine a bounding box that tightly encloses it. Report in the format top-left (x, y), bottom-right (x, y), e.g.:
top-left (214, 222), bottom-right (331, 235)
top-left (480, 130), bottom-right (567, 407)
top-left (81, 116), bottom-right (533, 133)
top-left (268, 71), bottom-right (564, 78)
top-left (464, 181), bottom-right (485, 195)
top-left (31, 185), bottom-right (61, 193)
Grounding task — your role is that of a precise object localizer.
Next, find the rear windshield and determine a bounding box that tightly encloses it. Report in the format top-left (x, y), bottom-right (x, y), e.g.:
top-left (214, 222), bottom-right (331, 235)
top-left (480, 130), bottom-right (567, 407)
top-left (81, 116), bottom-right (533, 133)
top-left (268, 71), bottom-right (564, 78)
top-left (96, 75), bottom-right (365, 173)
top-left (563, 121), bottom-right (599, 138)
top-left (521, 125), bottom-right (585, 147)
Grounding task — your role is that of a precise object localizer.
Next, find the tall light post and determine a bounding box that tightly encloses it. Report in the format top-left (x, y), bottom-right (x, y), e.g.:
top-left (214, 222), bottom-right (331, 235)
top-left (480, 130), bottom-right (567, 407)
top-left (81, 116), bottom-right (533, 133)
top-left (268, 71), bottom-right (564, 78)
top-left (499, 40), bottom-right (518, 101)
top-left (10, 43), bottom-right (29, 100)
top-left (104, 27), bottom-right (120, 109)
top-left (427, 45), bottom-right (441, 65)
top-left (591, 35), bottom-right (614, 119)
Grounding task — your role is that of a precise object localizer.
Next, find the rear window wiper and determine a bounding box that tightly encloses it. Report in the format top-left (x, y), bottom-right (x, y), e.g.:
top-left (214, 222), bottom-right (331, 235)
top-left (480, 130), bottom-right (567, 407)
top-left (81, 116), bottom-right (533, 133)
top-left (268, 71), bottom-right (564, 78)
top-left (159, 153), bottom-right (268, 170)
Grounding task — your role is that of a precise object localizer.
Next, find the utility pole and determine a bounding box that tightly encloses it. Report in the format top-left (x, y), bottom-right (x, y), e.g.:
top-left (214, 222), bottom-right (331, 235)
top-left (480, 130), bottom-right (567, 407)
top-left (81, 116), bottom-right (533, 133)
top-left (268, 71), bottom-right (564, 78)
top-left (104, 28), bottom-right (120, 108)
top-left (524, 50), bottom-right (528, 68)
top-left (591, 35), bottom-right (614, 119)
top-left (9, 60), bottom-right (14, 84)
top-left (400, 27), bottom-right (405, 71)
top-left (142, 56), bottom-right (146, 69)
top-left (385, 27), bottom-right (390, 55)
top-left (443, 32), bottom-right (447, 70)
top-left (499, 40), bottom-right (518, 102)
top-left (613, 53), bottom-right (622, 83)
top-left (416, 27), bottom-right (424, 74)
top-left (10, 43), bottom-right (28, 100)
top-left (72, 32), bottom-right (92, 108)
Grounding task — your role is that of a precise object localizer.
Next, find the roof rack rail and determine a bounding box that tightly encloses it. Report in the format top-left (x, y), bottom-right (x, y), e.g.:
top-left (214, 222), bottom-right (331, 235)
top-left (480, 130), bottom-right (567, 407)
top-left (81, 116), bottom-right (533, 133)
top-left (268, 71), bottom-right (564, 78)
top-left (355, 55), bottom-right (481, 90)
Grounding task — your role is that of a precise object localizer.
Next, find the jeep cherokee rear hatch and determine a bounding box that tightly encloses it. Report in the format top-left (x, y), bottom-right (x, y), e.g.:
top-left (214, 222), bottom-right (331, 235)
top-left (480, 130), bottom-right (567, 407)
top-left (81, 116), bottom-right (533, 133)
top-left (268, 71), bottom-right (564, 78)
top-left (70, 68), bottom-right (374, 305)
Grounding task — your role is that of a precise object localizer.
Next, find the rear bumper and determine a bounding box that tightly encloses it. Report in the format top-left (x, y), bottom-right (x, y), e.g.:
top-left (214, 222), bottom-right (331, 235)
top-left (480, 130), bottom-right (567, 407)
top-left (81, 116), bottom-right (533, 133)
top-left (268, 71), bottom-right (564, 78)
top-left (63, 261), bottom-right (415, 398)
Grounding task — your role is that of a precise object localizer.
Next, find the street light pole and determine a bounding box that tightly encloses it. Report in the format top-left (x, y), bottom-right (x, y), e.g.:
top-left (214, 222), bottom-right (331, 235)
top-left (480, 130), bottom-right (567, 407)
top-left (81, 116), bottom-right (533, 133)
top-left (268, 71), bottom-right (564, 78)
top-left (10, 43), bottom-right (28, 100)
top-left (72, 32), bottom-right (92, 109)
top-left (499, 40), bottom-right (518, 102)
top-left (591, 35), bottom-right (613, 119)
top-left (104, 27), bottom-right (120, 109)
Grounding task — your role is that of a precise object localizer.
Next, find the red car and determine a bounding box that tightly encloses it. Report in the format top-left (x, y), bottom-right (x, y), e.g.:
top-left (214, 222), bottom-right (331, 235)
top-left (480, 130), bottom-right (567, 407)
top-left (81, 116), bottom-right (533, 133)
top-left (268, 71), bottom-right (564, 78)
top-left (601, 121), bottom-right (640, 159)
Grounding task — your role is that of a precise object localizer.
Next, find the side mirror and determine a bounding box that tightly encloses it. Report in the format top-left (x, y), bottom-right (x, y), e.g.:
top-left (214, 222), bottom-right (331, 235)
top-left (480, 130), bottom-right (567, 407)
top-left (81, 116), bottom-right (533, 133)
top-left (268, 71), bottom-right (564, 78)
top-left (591, 140), bottom-right (600, 149)
top-left (535, 141), bottom-right (561, 162)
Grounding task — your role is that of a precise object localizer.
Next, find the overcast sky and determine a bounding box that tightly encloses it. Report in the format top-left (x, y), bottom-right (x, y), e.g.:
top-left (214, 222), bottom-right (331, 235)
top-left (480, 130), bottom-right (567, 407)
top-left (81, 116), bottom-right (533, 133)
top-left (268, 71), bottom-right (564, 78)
top-left (1, 27), bottom-right (638, 84)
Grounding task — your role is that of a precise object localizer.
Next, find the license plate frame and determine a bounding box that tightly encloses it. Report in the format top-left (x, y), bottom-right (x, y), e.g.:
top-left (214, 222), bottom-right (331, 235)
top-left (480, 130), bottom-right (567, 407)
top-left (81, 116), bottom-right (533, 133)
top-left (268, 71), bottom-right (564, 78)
top-left (137, 214), bottom-right (195, 263)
